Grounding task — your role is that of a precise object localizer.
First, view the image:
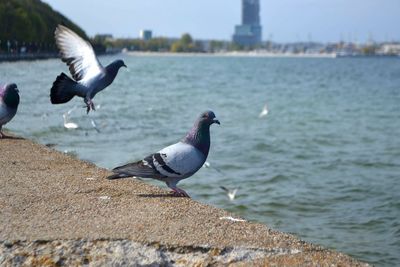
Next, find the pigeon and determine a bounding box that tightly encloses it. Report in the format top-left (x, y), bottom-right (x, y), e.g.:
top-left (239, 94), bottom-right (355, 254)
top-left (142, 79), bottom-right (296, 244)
top-left (108, 110), bottom-right (220, 197)
top-left (50, 24), bottom-right (127, 113)
top-left (0, 83), bottom-right (20, 138)
top-left (259, 103), bottom-right (268, 118)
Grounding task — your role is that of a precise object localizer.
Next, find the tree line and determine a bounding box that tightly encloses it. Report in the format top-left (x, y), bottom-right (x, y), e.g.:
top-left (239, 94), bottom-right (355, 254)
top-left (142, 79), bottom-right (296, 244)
top-left (0, 0), bottom-right (86, 53)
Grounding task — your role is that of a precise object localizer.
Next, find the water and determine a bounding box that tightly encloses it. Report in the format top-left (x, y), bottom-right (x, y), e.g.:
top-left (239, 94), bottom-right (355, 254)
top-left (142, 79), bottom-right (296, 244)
top-left (1, 55), bottom-right (400, 266)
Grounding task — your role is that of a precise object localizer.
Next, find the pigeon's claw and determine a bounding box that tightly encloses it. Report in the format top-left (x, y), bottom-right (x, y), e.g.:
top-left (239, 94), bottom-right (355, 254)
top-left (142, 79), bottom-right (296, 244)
top-left (90, 101), bottom-right (96, 111)
top-left (84, 99), bottom-right (96, 114)
top-left (170, 188), bottom-right (190, 198)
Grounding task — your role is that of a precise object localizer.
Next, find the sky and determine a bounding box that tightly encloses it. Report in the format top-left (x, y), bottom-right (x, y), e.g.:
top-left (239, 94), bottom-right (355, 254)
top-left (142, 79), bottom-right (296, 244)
top-left (42, 0), bottom-right (400, 43)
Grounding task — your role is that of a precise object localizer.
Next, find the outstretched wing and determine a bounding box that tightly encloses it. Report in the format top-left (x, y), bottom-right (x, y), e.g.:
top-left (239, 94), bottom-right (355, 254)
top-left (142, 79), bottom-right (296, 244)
top-left (55, 25), bottom-right (103, 83)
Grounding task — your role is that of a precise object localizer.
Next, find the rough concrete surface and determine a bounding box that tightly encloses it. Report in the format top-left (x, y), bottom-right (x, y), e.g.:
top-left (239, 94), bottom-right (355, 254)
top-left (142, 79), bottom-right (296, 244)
top-left (0, 135), bottom-right (369, 266)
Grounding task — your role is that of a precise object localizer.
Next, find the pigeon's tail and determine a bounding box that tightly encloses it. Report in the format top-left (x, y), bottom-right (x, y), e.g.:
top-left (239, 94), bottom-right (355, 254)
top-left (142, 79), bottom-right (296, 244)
top-left (50, 73), bottom-right (78, 104)
top-left (107, 160), bottom-right (161, 180)
top-left (107, 173), bottom-right (132, 180)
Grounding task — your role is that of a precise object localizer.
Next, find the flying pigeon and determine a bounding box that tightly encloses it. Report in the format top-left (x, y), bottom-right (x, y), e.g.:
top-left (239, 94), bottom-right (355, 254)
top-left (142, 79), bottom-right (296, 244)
top-left (107, 110), bottom-right (220, 197)
top-left (50, 24), bottom-right (126, 113)
top-left (0, 83), bottom-right (20, 138)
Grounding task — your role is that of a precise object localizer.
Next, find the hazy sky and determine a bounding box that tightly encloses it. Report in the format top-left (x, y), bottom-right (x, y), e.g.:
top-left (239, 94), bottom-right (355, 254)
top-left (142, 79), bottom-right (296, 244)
top-left (43, 0), bottom-right (400, 42)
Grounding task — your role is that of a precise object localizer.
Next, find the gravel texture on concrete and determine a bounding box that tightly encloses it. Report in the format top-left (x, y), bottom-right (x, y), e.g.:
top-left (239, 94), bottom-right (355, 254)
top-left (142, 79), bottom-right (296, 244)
top-left (0, 135), bottom-right (369, 266)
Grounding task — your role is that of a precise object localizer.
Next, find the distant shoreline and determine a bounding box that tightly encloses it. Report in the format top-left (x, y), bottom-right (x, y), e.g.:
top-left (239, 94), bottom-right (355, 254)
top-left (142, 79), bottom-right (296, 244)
top-left (1, 51), bottom-right (399, 63)
top-left (0, 51), bottom-right (117, 63)
top-left (0, 53), bottom-right (58, 62)
top-left (125, 51), bottom-right (335, 58)
top-left (125, 51), bottom-right (400, 59)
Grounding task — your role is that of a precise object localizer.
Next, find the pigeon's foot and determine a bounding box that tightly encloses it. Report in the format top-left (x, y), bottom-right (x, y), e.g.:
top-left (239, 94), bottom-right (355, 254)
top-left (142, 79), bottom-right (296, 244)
top-left (170, 187), bottom-right (190, 198)
top-left (0, 130), bottom-right (8, 139)
top-left (90, 101), bottom-right (96, 111)
top-left (85, 99), bottom-right (96, 114)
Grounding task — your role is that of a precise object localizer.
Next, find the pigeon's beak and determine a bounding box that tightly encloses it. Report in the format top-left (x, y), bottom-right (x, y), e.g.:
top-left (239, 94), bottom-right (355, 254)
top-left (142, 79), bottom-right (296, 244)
top-left (213, 119), bottom-right (220, 125)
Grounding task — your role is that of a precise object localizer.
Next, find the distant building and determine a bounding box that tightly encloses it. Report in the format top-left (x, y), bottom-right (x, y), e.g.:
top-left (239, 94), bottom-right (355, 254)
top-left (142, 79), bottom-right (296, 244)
top-left (233, 0), bottom-right (262, 47)
top-left (378, 43), bottom-right (400, 55)
top-left (140, 30), bottom-right (152, 41)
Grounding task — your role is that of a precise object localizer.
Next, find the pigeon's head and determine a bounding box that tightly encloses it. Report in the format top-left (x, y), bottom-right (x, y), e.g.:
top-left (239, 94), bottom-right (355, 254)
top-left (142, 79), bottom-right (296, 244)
top-left (106, 60), bottom-right (127, 78)
top-left (183, 110), bottom-right (219, 155)
top-left (198, 110), bottom-right (220, 126)
top-left (114, 59), bottom-right (127, 69)
top-left (107, 59), bottom-right (127, 74)
top-left (3, 83), bottom-right (20, 108)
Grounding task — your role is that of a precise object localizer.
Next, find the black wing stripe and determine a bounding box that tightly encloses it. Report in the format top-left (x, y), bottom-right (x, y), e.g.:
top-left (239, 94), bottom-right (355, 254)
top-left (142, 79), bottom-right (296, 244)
top-left (153, 153), bottom-right (181, 175)
top-left (144, 155), bottom-right (157, 170)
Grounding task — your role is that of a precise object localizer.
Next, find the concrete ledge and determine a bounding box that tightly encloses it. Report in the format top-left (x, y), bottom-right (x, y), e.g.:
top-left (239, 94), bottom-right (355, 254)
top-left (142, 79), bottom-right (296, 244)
top-left (0, 135), bottom-right (369, 266)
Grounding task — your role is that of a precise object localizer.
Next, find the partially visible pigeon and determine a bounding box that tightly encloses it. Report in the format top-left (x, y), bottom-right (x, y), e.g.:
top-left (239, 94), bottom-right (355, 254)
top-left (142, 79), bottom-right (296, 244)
top-left (0, 83), bottom-right (20, 139)
top-left (50, 24), bottom-right (126, 113)
top-left (108, 110), bottom-right (220, 197)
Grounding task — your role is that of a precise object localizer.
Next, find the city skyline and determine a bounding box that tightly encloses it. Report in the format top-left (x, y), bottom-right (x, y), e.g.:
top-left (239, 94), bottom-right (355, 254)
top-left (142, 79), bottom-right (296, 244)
top-left (42, 0), bottom-right (400, 43)
top-left (233, 0), bottom-right (263, 46)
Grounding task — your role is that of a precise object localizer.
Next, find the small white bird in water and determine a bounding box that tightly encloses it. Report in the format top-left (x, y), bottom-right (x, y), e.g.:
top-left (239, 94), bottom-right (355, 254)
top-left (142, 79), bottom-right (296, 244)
top-left (63, 108), bottom-right (78, 129)
top-left (220, 186), bottom-right (239, 201)
top-left (259, 103), bottom-right (268, 118)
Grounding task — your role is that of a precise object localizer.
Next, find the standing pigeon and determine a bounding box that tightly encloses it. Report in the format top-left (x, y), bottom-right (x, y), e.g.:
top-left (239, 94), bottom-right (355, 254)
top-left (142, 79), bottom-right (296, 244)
top-left (50, 24), bottom-right (126, 113)
top-left (0, 83), bottom-right (20, 138)
top-left (107, 110), bottom-right (220, 197)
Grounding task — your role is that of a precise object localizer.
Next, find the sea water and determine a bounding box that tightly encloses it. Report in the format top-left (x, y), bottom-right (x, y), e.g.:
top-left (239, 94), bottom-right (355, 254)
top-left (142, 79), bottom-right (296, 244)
top-left (1, 54), bottom-right (399, 266)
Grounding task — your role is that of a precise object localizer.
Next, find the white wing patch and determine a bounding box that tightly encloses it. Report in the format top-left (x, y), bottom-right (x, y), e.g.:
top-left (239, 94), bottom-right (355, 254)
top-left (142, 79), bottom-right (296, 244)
top-left (55, 25), bottom-right (103, 84)
top-left (153, 142), bottom-right (205, 178)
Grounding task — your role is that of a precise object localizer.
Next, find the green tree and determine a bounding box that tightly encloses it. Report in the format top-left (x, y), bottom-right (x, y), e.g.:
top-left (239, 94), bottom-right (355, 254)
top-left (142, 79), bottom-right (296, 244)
top-left (181, 33), bottom-right (193, 46)
top-left (0, 0), bottom-right (86, 52)
top-left (170, 33), bottom-right (202, 53)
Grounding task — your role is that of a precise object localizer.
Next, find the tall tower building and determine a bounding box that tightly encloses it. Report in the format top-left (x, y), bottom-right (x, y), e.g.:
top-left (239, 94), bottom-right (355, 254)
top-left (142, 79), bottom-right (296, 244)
top-left (233, 0), bottom-right (262, 47)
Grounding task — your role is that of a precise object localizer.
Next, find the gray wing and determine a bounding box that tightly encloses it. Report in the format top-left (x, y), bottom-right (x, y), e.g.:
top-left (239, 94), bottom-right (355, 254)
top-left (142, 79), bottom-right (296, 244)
top-left (108, 142), bottom-right (206, 180)
top-left (153, 142), bottom-right (206, 178)
top-left (55, 25), bottom-right (104, 84)
top-left (0, 102), bottom-right (16, 125)
top-left (108, 157), bottom-right (165, 180)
